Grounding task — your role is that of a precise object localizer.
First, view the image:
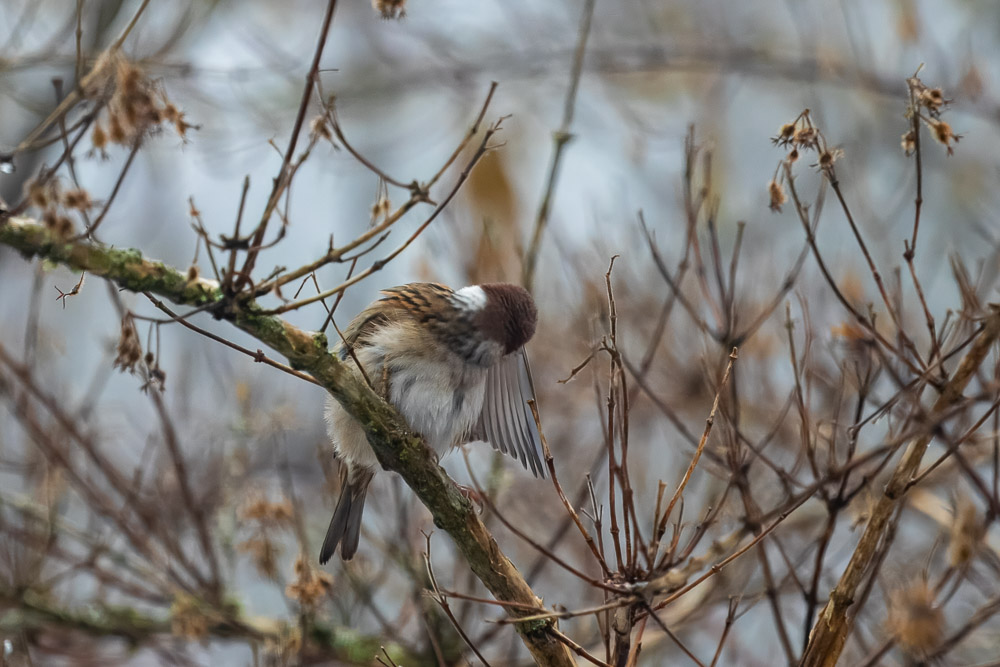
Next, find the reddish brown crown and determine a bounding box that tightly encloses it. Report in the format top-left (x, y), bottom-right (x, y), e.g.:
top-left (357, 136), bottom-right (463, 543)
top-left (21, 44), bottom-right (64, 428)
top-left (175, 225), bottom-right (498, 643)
top-left (477, 283), bottom-right (538, 354)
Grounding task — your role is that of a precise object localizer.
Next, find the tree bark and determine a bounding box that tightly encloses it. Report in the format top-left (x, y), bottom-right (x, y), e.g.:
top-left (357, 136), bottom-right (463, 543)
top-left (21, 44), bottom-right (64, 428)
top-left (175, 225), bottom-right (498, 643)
top-left (800, 307), bottom-right (1000, 666)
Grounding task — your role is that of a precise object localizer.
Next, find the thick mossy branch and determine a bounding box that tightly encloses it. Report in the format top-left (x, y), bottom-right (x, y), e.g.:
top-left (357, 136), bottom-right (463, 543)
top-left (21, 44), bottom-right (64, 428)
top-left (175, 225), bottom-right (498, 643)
top-left (1, 218), bottom-right (221, 305)
top-left (0, 218), bottom-right (576, 666)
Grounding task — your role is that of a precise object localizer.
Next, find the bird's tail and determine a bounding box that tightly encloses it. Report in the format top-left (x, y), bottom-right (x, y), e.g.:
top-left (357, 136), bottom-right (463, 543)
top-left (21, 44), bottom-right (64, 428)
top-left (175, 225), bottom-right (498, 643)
top-left (319, 467), bottom-right (374, 563)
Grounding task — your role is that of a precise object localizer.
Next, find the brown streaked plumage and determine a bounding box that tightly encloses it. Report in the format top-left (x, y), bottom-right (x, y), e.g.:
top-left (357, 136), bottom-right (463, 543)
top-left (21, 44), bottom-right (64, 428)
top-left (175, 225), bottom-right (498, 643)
top-left (320, 282), bottom-right (543, 563)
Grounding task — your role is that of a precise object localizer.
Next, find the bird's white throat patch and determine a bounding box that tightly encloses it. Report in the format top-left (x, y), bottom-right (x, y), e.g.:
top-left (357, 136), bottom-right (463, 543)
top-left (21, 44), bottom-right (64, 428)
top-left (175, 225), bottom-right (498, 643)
top-left (453, 285), bottom-right (487, 312)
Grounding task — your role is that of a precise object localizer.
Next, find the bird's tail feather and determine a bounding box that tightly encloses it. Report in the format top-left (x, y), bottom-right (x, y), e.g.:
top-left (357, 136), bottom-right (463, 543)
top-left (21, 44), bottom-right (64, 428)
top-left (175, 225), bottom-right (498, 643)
top-left (319, 468), bottom-right (374, 563)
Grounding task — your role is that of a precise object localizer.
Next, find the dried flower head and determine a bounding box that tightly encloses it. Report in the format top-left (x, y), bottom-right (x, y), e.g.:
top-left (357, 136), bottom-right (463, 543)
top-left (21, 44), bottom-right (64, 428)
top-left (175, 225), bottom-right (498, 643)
top-left (25, 179), bottom-right (59, 210)
top-left (793, 126), bottom-right (818, 149)
top-left (905, 74), bottom-right (963, 156)
top-left (173, 109), bottom-right (193, 141)
top-left (771, 110), bottom-right (827, 158)
top-left (62, 188), bottom-right (93, 210)
top-left (113, 314), bottom-right (143, 374)
top-left (237, 493), bottom-right (294, 578)
top-left (42, 210), bottom-right (58, 230)
top-left (774, 123), bottom-right (796, 147)
top-left (162, 103), bottom-right (180, 123)
top-left (901, 130), bottom-right (916, 156)
top-left (90, 122), bottom-right (109, 158)
top-left (117, 60), bottom-right (143, 95)
top-left (887, 580), bottom-right (944, 658)
top-left (919, 87), bottom-right (945, 111)
top-left (928, 119), bottom-right (961, 154)
top-left (370, 195), bottom-right (391, 223)
top-left (28, 185), bottom-right (49, 209)
top-left (239, 494), bottom-right (294, 526)
top-left (309, 114), bottom-right (333, 142)
top-left (54, 215), bottom-right (75, 240)
top-left (373, 0), bottom-right (406, 19)
top-left (907, 74), bottom-right (949, 117)
top-left (91, 56), bottom-right (195, 146)
top-left (948, 498), bottom-right (984, 567)
top-left (285, 555), bottom-right (334, 609)
top-left (815, 147), bottom-right (844, 171)
top-left (767, 180), bottom-right (787, 212)
top-left (108, 115), bottom-right (127, 145)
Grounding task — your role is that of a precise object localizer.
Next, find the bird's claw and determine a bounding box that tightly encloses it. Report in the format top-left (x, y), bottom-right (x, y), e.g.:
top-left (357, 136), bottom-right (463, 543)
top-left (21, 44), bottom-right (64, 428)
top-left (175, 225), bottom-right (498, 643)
top-left (457, 484), bottom-right (485, 514)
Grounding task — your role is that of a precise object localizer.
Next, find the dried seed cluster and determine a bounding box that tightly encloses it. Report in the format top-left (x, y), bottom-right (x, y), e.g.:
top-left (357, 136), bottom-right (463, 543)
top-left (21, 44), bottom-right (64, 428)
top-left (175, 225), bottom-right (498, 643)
top-left (767, 179), bottom-right (787, 213)
top-left (309, 114), bottom-right (333, 143)
top-left (767, 110), bottom-right (842, 212)
top-left (240, 494), bottom-right (294, 526)
top-left (904, 74), bottom-right (961, 155)
top-left (89, 56), bottom-right (193, 154)
top-left (371, 178), bottom-right (392, 224)
top-left (236, 493), bottom-right (294, 579)
top-left (947, 497), bottom-right (984, 568)
top-left (887, 580), bottom-right (944, 658)
top-left (110, 313), bottom-right (166, 391)
top-left (373, 0), bottom-right (406, 19)
top-left (285, 555), bottom-right (334, 609)
top-left (23, 179), bottom-right (97, 239)
top-left (770, 110), bottom-right (842, 172)
top-left (113, 314), bottom-right (143, 373)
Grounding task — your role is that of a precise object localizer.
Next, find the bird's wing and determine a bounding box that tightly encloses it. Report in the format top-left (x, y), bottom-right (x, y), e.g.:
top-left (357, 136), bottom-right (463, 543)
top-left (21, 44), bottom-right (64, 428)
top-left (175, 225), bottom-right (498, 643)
top-left (473, 347), bottom-right (546, 478)
top-left (378, 282), bottom-right (456, 325)
top-left (334, 283), bottom-right (453, 358)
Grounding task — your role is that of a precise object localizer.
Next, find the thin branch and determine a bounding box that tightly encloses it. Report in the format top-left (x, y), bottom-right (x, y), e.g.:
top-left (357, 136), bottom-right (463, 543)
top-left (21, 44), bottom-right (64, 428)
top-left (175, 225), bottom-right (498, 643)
top-left (801, 305), bottom-right (1000, 666)
top-left (235, 0), bottom-right (339, 291)
top-left (652, 348), bottom-right (738, 561)
top-left (522, 0), bottom-right (597, 291)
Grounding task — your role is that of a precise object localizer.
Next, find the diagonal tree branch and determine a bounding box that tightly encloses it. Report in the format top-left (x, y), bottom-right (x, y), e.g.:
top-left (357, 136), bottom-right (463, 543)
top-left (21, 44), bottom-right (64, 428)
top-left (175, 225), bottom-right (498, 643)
top-left (0, 216), bottom-right (577, 666)
top-left (800, 304), bottom-right (1000, 667)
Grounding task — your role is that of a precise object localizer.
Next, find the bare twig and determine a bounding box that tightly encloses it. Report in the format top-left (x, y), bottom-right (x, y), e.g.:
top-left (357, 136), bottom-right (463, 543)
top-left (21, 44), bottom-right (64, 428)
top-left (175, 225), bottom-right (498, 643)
top-left (522, 0), bottom-right (597, 291)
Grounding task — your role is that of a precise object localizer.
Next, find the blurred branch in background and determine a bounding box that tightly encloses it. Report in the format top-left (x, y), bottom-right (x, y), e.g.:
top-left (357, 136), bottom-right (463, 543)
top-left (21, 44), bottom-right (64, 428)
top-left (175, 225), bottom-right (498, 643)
top-left (522, 0), bottom-right (596, 293)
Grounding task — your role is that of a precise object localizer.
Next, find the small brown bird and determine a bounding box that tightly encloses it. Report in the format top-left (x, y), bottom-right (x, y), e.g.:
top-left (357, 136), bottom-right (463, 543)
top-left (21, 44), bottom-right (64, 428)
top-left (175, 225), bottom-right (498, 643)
top-left (321, 282), bottom-right (544, 563)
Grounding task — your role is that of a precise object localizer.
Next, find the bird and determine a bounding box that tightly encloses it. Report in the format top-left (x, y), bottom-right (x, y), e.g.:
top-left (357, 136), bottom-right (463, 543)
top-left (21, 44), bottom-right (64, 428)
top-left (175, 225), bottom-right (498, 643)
top-left (320, 282), bottom-right (545, 563)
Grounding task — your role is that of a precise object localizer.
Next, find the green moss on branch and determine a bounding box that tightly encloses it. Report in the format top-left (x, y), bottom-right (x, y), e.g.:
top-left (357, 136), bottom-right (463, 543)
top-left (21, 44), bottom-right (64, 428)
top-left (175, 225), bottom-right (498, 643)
top-left (0, 217), bottom-right (576, 666)
top-left (0, 218), bottom-right (220, 306)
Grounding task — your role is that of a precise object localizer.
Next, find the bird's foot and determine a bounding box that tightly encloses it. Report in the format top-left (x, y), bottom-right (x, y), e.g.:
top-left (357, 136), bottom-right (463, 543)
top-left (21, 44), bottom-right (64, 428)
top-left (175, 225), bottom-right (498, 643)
top-left (456, 484), bottom-right (485, 513)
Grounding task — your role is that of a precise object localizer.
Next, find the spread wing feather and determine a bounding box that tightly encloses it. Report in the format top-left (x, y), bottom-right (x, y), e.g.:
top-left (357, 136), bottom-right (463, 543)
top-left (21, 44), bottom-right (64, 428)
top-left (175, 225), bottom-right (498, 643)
top-left (474, 347), bottom-right (546, 478)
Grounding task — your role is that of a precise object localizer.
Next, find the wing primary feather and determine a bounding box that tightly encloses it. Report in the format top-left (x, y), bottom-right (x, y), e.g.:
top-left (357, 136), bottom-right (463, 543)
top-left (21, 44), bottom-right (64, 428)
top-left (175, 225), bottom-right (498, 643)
top-left (518, 348), bottom-right (546, 477)
top-left (497, 354), bottom-right (525, 469)
top-left (498, 359), bottom-right (521, 466)
top-left (503, 353), bottom-right (534, 473)
top-left (475, 347), bottom-right (546, 478)
top-left (486, 363), bottom-right (507, 456)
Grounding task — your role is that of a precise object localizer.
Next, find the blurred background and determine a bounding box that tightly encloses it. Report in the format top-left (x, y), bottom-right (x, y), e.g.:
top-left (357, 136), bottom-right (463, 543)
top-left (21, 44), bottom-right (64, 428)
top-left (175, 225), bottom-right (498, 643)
top-left (2, 0), bottom-right (1000, 665)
